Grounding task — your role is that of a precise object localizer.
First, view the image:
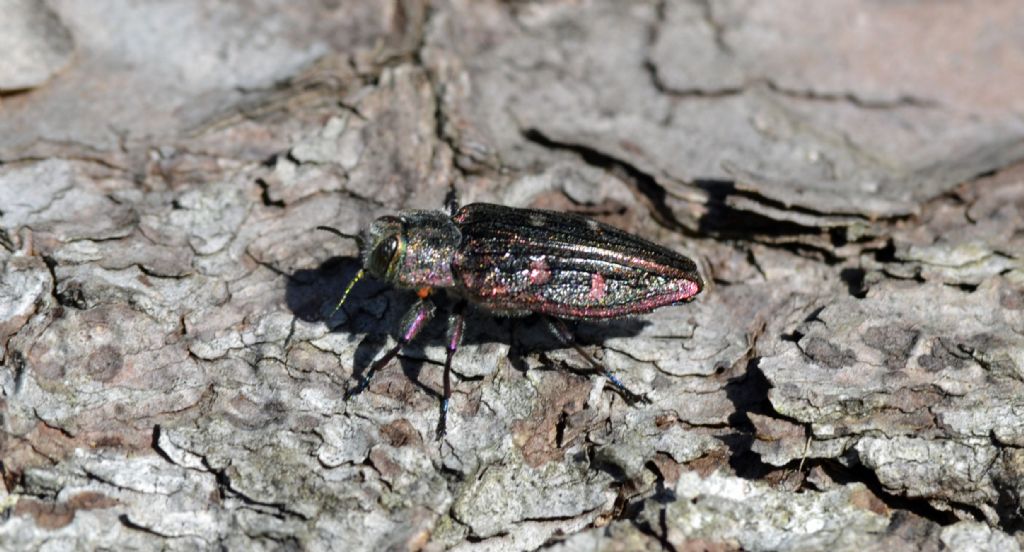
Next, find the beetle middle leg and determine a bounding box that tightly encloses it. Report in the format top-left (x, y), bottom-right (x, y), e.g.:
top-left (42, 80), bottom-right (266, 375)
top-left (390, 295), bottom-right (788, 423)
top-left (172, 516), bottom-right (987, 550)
top-left (345, 298), bottom-right (436, 399)
top-left (544, 316), bottom-right (651, 405)
top-left (436, 301), bottom-right (466, 439)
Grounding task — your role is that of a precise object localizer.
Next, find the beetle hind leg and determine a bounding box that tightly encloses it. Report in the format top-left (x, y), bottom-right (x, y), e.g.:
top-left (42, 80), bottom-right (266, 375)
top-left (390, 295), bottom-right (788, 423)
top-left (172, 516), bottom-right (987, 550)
top-left (544, 317), bottom-right (651, 405)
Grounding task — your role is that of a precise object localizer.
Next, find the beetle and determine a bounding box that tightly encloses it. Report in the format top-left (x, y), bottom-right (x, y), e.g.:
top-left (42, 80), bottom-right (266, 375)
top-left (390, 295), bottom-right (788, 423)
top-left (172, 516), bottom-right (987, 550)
top-left (318, 202), bottom-right (704, 437)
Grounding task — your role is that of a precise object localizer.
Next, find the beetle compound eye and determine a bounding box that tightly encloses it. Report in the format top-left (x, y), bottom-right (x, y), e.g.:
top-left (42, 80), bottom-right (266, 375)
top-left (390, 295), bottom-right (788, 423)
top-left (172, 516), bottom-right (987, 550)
top-left (384, 236), bottom-right (404, 277)
top-left (383, 236), bottom-right (398, 260)
top-left (370, 235), bottom-right (403, 278)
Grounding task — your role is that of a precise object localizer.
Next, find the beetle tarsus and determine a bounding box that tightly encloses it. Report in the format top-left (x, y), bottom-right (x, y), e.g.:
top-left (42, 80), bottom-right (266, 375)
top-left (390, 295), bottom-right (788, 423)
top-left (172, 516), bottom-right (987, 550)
top-left (603, 369), bottom-right (652, 404)
top-left (344, 342), bottom-right (399, 399)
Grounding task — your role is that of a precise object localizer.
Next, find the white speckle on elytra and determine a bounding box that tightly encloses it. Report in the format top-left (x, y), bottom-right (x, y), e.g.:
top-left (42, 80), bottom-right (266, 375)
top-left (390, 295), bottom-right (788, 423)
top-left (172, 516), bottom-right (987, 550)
top-left (589, 272), bottom-right (606, 301)
top-left (527, 256), bottom-right (551, 286)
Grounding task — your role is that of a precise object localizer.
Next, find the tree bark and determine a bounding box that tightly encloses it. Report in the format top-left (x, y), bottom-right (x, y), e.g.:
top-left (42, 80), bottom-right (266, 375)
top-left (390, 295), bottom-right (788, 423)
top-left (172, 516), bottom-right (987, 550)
top-left (2, 1), bottom-right (1023, 550)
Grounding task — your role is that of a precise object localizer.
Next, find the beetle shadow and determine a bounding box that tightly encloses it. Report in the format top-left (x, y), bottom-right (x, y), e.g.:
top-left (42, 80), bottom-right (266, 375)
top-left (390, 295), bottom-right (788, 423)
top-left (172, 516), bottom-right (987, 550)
top-left (284, 256), bottom-right (651, 396)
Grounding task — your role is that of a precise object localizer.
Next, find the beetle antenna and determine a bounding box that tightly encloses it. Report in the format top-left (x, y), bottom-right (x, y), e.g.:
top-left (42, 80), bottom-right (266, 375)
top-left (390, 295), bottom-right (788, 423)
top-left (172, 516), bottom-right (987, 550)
top-left (317, 226), bottom-right (366, 319)
top-left (316, 225), bottom-right (364, 249)
top-left (328, 268), bottom-right (365, 319)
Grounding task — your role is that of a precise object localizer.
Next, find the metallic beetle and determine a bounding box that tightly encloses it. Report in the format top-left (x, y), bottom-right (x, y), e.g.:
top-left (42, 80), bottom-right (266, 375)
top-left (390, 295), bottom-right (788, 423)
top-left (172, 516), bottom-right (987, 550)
top-left (320, 202), bottom-right (704, 437)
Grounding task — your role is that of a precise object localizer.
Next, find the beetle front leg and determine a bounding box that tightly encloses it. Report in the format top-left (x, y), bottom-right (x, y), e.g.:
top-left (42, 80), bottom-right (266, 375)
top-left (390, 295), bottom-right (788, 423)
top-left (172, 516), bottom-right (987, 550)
top-left (545, 316), bottom-right (651, 405)
top-left (345, 299), bottom-right (436, 399)
top-left (436, 301), bottom-right (466, 439)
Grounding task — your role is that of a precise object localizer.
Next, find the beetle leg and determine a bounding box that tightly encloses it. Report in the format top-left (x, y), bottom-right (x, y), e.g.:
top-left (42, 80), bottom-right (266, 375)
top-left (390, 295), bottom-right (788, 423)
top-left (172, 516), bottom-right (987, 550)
top-left (345, 299), bottom-right (435, 399)
top-left (444, 187), bottom-right (460, 216)
top-left (545, 316), bottom-right (651, 405)
top-left (436, 301), bottom-right (466, 439)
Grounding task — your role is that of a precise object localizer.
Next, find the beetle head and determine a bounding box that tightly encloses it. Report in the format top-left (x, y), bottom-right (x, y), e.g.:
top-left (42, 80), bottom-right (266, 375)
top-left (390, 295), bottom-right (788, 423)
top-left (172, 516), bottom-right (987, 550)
top-left (362, 211), bottom-right (460, 289)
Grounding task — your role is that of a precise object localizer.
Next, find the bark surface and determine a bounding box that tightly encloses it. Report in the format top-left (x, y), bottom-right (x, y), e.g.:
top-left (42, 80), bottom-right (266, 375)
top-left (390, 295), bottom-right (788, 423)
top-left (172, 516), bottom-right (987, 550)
top-left (2, 1), bottom-right (1023, 550)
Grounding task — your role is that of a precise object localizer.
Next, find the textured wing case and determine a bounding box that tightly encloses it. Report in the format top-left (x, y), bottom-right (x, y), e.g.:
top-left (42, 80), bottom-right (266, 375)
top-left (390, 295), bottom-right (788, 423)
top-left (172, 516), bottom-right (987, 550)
top-left (451, 203), bottom-right (703, 319)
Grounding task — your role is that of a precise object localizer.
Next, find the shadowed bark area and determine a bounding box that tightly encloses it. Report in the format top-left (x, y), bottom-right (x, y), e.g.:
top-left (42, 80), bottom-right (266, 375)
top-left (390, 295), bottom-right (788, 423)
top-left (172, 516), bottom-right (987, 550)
top-left (1, 1), bottom-right (1023, 550)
